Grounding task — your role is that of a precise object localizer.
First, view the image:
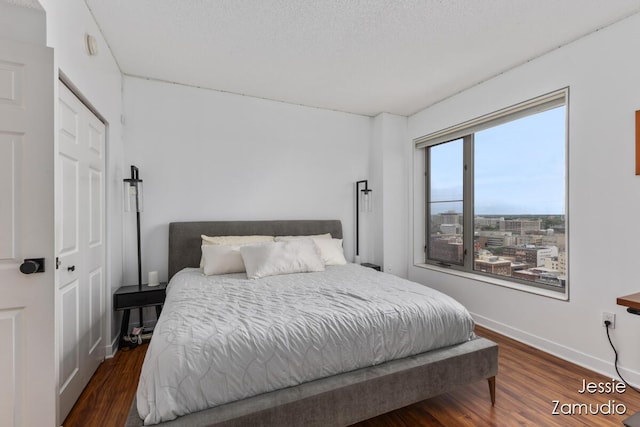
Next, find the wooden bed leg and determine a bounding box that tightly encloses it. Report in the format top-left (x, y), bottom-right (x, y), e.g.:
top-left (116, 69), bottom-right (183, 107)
top-left (488, 376), bottom-right (496, 406)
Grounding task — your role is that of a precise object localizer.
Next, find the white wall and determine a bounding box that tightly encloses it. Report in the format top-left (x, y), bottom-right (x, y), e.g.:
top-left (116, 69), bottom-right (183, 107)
top-left (371, 113), bottom-right (409, 277)
top-left (0, 1), bottom-right (45, 45)
top-left (122, 76), bottom-right (371, 298)
top-left (39, 0), bottom-right (124, 354)
top-left (407, 13), bottom-right (640, 384)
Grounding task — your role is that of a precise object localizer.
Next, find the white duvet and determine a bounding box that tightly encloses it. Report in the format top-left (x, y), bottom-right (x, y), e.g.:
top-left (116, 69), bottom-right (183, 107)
top-left (137, 264), bottom-right (474, 425)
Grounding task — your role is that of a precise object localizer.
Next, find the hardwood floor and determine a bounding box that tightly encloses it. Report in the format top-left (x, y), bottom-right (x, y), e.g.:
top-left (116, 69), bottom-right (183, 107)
top-left (63, 326), bottom-right (640, 426)
top-left (63, 343), bottom-right (147, 427)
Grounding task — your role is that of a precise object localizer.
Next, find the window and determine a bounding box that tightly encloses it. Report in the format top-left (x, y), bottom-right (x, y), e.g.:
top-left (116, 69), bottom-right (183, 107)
top-left (417, 90), bottom-right (568, 294)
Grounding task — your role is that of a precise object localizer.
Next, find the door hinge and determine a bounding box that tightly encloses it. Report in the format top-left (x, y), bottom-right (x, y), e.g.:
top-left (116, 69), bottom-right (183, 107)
top-left (56, 257), bottom-right (61, 269)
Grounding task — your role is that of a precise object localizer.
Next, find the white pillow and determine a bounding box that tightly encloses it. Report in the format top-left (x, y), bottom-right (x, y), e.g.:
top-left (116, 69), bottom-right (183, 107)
top-left (240, 239), bottom-right (325, 279)
top-left (314, 238), bottom-right (347, 265)
top-left (274, 233), bottom-right (331, 242)
top-left (200, 235), bottom-right (274, 268)
top-left (201, 235), bottom-right (275, 245)
top-left (275, 234), bottom-right (345, 266)
top-left (201, 244), bottom-right (247, 276)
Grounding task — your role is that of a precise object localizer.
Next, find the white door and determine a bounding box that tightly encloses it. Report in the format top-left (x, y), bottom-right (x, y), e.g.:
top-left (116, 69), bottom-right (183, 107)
top-left (57, 81), bottom-right (106, 422)
top-left (0, 39), bottom-right (55, 426)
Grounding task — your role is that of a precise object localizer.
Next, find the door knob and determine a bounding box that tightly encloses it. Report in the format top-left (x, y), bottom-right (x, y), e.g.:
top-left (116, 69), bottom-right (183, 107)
top-left (20, 258), bottom-right (45, 274)
top-left (67, 265), bottom-right (75, 272)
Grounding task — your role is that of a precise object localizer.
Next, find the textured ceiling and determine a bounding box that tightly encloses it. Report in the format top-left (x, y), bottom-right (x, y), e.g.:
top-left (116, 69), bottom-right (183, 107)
top-left (85, 0), bottom-right (640, 116)
top-left (2, 0), bottom-right (43, 9)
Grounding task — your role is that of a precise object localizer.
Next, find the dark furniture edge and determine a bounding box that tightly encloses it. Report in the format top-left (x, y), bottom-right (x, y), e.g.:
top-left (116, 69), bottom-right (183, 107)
top-left (126, 337), bottom-right (498, 427)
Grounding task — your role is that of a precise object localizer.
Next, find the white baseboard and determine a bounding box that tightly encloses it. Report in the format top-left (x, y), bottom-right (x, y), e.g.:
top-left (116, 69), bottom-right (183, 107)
top-left (106, 334), bottom-right (119, 358)
top-left (472, 312), bottom-right (640, 389)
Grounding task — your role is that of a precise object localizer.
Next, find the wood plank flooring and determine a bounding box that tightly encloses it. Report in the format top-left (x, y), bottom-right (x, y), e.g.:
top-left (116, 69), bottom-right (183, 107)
top-left (63, 326), bottom-right (640, 426)
top-left (63, 343), bottom-right (146, 427)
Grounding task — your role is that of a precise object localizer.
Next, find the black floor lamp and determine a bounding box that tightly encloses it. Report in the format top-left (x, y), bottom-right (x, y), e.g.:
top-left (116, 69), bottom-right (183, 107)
top-left (124, 165), bottom-right (144, 289)
top-left (124, 166), bottom-right (144, 326)
top-left (355, 179), bottom-right (372, 258)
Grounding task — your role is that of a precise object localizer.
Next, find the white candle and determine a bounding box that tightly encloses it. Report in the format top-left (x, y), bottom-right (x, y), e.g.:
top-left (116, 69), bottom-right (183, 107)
top-left (148, 271), bottom-right (159, 286)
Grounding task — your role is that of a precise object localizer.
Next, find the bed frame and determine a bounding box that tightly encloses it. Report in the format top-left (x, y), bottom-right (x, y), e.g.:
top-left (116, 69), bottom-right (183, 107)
top-left (126, 220), bottom-right (498, 427)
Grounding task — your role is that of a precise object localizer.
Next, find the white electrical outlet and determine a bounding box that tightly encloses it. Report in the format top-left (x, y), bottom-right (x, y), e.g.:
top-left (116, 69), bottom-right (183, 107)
top-left (602, 312), bottom-right (616, 329)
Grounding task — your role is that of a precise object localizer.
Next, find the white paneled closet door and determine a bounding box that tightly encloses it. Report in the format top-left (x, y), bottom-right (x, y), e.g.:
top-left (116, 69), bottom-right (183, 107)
top-left (57, 81), bottom-right (106, 423)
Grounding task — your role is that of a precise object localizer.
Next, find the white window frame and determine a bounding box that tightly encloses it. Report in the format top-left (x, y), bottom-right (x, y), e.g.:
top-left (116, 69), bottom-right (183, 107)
top-left (414, 88), bottom-right (569, 300)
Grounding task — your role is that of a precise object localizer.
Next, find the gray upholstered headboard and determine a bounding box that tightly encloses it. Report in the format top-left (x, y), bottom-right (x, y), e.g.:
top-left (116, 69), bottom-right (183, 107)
top-left (168, 220), bottom-right (343, 279)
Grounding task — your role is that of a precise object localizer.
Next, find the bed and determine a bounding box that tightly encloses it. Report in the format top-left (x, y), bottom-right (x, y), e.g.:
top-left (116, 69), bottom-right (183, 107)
top-left (126, 220), bottom-right (498, 426)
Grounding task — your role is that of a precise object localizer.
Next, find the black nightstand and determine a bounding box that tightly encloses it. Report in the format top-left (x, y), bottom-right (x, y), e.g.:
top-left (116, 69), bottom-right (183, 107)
top-left (114, 282), bottom-right (167, 347)
top-left (361, 263), bottom-right (381, 271)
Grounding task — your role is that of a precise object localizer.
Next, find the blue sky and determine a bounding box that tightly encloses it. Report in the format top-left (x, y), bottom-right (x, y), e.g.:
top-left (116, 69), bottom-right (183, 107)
top-left (430, 106), bottom-right (566, 216)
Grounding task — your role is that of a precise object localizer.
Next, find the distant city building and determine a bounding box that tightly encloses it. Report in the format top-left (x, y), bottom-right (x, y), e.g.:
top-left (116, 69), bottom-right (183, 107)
top-left (499, 219), bottom-right (541, 235)
top-left (512, 267), bottom-right (564, 287)
top-left (502, 245), bottom-right (558, 267)
top-left (544, 251), bottom-right (567, 276)
top-left (475, 231), bottom-right (514, 248)
top-left (430, 237), bottom-right (463, 263)
top-left (513, 234), bottom-right (542, 246)
top-left (476, 249), bottom-right (493, 259)
top-left (475, 217), bottom-right (504, 228)
top-left (433, 211), bottom-right (462, 228)
top-left (440, 224), bottom-right (460, 235)
top-left (510, 261), bottom-right (530, 271)
top-left (558, 251), bottom-right (567, 275)
top-left (473, 246), bottom-right (566, 287)
top-left (446, 214), bottom-right (566, 289)
top-left (440, 211), bottom-right (462, 225)
top-left (512, 269), bottom-right (539, 282)
top-left (540, 233), bottom-right (566, 250)
top-left (475, 257), bottom-right (511, 276)
top-left (544, 256), bottom-right (560, 271)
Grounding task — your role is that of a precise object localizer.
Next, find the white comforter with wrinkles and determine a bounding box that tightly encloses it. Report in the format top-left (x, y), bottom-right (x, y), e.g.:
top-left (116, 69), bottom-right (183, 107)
top-left (137, 264), bottom-right (474, 425)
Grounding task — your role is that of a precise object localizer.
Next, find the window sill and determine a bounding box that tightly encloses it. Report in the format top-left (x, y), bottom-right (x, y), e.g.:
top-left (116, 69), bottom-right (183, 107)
top-left (413, 263), bottom-right (569, 301)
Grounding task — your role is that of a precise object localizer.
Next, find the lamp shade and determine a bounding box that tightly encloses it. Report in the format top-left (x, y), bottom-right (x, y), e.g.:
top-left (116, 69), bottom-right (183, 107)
top-left (360, 188), bottom-right (372, 213)
top-left (123, 166), bottom-right (143, 212)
